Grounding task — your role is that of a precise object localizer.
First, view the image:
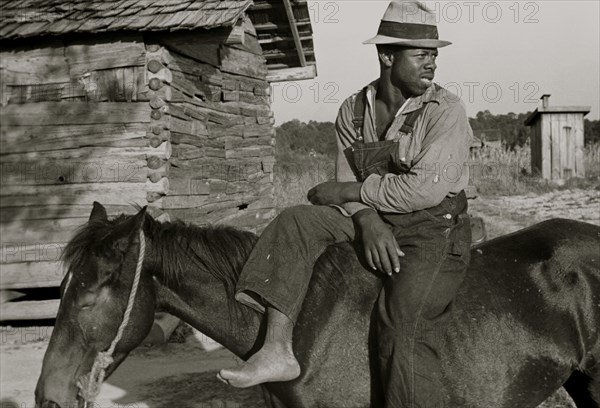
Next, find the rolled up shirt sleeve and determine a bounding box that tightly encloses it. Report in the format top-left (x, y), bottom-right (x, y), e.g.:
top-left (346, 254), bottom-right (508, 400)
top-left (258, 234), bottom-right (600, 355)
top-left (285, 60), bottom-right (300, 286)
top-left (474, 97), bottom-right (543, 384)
top-left (334, 97), bottom-right (374, 217)
top-left (360, 100), bottom-right (472, 213)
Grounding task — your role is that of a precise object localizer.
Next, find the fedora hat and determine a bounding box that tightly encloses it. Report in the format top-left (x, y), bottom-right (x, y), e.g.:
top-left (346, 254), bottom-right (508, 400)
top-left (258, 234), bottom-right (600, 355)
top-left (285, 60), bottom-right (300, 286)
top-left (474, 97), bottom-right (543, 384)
top-left (363, 0), bottom-right (451, 48)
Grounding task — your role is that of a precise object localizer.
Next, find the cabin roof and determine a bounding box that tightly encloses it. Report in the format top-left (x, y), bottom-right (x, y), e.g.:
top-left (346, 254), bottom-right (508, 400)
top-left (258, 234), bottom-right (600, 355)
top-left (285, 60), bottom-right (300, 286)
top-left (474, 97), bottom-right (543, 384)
top-left (524, 106), bottom-right (591, 126)
top-left (0, 0), bottom-right (254, 36)
top-left (0, 0), bottom-right (317, 77)
top-left (0, 0), bottom-right (252, 39)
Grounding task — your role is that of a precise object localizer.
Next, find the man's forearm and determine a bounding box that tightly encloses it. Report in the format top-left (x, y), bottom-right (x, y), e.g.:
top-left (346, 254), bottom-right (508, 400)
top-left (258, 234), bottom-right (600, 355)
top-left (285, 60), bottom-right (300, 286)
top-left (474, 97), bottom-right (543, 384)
top-left (351, 206), bottom-right (379, 223)
top-left (306, 181), bottom-right (364, 207)
top-left (338, 182), bottom-right (363, 203)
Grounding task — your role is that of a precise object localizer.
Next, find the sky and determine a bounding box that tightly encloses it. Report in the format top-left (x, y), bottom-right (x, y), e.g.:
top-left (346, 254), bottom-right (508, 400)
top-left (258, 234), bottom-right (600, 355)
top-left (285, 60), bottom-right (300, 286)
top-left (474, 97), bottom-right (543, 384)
top-left (270, 0), bottom-right (600, 125)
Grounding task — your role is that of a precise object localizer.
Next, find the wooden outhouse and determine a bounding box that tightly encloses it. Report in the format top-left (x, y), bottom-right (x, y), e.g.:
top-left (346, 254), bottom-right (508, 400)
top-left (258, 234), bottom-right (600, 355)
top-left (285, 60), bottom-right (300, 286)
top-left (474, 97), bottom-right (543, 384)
top-left (0, 0), bottom-right (316, 321)
top-left (525, 94), bottom-right (590, 180)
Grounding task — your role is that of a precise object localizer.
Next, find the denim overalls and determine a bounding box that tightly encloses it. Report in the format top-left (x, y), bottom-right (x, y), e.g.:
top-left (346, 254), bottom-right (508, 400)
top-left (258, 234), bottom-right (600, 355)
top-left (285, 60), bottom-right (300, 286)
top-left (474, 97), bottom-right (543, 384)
top-left (351, 138), bottom-right (471, 408)
top-left (236, 121), bottom-right (471, 408)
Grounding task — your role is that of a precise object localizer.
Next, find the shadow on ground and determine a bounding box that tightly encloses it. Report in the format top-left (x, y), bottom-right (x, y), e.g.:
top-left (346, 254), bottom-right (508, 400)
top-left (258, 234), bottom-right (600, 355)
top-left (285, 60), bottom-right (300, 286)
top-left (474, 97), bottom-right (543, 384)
top-left (117, 370), bottom-right (264, 408)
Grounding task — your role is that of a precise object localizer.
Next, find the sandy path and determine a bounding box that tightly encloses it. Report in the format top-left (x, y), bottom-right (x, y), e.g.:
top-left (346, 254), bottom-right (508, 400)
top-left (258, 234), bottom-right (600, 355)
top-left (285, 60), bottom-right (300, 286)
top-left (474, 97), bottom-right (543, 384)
top-left (1, 337), bottom-right (263, 408)
top-left (469, 188), bottom-right (600, 238)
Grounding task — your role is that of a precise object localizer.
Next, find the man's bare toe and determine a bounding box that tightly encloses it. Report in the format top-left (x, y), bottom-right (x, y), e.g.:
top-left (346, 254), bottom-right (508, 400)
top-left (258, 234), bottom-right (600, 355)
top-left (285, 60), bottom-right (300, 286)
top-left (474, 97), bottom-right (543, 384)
top-left (216, 371), bottom-right (229, 385)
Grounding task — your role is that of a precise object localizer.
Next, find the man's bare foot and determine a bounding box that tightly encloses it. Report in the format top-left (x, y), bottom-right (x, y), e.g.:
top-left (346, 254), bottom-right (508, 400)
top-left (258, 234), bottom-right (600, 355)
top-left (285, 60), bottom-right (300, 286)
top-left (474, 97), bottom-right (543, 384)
top-left (218, 344), bottom-right (300, 388)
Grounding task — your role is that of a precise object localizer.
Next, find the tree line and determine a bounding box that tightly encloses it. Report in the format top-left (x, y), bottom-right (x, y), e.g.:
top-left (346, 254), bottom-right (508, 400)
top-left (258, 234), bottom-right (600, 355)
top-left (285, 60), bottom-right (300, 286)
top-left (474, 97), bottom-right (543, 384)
top-left (275, 113), bottom-right (600, 158)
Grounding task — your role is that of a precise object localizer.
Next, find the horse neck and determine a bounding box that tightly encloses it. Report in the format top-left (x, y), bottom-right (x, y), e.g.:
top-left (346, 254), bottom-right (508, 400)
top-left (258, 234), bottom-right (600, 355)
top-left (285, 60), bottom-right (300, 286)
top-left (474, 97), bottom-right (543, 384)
top-left (145, 221), bottom-right (263, 358)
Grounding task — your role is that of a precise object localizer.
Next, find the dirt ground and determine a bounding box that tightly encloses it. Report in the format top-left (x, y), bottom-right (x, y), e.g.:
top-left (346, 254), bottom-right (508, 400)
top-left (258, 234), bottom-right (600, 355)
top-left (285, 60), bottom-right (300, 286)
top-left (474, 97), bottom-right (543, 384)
top-left (1, 188), bottom-right (598, 408)
top-left (1, 330), bottom-right (265, 408)
top-left (469, 188), bottom-right (600, 239)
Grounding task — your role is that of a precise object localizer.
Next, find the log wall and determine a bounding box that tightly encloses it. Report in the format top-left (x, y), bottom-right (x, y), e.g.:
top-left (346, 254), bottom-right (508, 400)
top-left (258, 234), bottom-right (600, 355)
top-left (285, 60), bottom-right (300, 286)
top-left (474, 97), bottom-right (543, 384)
top-left (0, 34), bottom-right (166, 300)
top-left (0, 16), bottom-right (277, 320)
top-left (147, 17), bottom-right (277, 230)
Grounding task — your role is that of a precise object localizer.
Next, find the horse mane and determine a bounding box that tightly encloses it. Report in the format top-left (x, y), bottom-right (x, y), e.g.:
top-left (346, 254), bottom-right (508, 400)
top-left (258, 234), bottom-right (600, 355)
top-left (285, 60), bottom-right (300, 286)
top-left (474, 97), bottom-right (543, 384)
top-left (62, 212), bottom-right (259, 302)
top-left (61, 216), bottom-right (122, 271)
top-left (142, 215), bottom-right (259, 298)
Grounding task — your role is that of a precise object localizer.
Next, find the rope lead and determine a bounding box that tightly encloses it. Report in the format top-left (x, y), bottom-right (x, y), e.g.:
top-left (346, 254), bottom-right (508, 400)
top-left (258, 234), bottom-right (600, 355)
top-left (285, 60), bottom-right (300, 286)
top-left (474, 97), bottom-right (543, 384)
top-left (78, 229), bottom-right (145, 403)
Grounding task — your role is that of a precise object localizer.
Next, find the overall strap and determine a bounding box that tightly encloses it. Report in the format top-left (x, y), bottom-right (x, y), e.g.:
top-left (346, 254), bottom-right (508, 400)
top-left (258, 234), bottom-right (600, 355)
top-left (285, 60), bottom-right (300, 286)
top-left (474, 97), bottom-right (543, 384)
top-left (353, 85), bottom-right (433, 139)
top-left (351, 87), bottom-right (368, 139)
top-left (398, 105), bottom-right (426, 136)
top-left (399, 83), bottom-right (440, 135)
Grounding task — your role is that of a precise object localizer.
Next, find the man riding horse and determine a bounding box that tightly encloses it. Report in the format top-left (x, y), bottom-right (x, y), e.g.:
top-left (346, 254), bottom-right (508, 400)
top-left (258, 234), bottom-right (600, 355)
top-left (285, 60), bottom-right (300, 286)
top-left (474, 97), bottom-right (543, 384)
top-left (219, 1), bottom-right (473, 407)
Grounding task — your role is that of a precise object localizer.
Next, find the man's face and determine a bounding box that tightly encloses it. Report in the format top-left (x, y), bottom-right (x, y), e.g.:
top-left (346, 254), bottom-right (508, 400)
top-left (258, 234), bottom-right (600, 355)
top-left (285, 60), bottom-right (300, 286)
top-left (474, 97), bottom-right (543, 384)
top-left (389, 48), bottom-right (438, 98)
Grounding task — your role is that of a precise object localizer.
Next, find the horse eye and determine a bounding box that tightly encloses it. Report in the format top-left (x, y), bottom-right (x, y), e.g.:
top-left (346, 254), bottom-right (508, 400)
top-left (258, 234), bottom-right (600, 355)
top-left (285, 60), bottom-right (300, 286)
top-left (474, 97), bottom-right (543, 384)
top-left (77, 291), bottom-right (98, 309)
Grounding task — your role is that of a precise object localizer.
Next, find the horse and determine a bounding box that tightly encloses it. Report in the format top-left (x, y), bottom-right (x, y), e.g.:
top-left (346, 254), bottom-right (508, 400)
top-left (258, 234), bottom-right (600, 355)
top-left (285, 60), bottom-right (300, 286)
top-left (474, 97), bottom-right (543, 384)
top-left (35, 202), bottom-right (600, 408)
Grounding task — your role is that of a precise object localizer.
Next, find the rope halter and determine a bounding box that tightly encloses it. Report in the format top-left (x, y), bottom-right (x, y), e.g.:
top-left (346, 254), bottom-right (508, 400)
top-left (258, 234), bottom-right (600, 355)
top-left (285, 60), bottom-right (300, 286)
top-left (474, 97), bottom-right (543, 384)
top-left (77, 229), bottom-right (146, 404)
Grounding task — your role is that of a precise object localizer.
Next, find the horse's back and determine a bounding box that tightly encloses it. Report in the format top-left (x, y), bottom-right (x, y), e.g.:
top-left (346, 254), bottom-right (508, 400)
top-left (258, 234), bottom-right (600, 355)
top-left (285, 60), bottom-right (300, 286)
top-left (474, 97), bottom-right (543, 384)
top-left (457, 218), bottom-right (600, 322)
top-left (447, 218), bottom-right (600, 406)
top-left (269, 218), bottom-right (600, 407)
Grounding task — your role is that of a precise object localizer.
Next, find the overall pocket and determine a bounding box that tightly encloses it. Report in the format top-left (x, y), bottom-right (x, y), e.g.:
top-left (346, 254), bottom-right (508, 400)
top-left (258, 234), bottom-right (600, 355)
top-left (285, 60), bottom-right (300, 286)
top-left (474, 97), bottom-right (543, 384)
top-left (351, 139), bottom-right (407, 181)
top-left (422, 197), bottom-right (455, 226)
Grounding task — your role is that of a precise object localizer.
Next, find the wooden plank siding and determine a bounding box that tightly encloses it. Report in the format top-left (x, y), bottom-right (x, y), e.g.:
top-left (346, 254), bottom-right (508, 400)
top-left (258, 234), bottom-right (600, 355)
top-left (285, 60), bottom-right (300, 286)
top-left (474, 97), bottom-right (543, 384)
top-left (65, 35), bottom-right (146, 75)
top-left (530, 121), bottom-right (539, 175)
top-left (0, 39), bottom-right (158, 297)
top-left (1, 300), bottom-right (60, 321)
top-left (541, 115), bottom-right (552, 179)
top-left (1, 260), bottom-right (65, 289)
top-left (0, 101), bottom-right (152, 126)
top-left (574, 113), bottom-right (585, 178)
top-left (1, 37), bottom-right (149, 105)
top-left (1, 123), bottom-right (149, 154)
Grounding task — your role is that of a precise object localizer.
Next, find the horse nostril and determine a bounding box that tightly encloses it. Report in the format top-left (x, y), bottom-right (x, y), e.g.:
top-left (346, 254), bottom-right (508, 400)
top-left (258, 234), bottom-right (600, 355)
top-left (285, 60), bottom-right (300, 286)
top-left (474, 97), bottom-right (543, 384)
top-left (42, 400), bottom-right (62, 408)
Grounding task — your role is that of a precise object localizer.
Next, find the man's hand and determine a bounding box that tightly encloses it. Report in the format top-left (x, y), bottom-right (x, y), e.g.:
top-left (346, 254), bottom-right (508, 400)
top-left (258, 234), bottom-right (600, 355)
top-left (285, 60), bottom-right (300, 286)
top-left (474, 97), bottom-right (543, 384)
top-left (353, 209), bottom-right (404, 276)
top-left (307, 182), bottom-right (362, 206)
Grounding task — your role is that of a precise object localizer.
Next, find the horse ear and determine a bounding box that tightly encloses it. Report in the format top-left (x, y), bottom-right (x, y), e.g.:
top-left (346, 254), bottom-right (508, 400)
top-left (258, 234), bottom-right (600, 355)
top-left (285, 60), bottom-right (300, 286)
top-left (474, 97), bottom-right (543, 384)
top-left (89, 201), bottom-right (107, 222)
top-left (112, 207), bottom-right (147, 256)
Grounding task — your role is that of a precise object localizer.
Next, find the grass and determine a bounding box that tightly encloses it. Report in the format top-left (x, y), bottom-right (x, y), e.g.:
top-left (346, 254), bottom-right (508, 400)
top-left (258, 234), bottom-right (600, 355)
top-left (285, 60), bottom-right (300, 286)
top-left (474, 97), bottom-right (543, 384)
top-left (272, 152), bottom-right (335, 209)
top-left (272, 143), bottom-right (600, 207)
top-left (470, 143), bottom-right (600, 196)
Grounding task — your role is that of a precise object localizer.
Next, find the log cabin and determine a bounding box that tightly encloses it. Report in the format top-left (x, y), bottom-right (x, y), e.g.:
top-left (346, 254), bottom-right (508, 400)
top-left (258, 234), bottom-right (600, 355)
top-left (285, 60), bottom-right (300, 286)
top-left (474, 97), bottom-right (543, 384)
top-left (0, 0), bottom-right (317, 322)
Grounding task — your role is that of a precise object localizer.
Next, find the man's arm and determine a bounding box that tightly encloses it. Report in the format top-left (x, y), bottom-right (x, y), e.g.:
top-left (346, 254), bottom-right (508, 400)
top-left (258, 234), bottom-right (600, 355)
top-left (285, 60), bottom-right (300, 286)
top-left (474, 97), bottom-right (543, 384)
top-left (307, 95), bottom-right (404, 275)
top-left (360, 100), bottom-right (472, 213)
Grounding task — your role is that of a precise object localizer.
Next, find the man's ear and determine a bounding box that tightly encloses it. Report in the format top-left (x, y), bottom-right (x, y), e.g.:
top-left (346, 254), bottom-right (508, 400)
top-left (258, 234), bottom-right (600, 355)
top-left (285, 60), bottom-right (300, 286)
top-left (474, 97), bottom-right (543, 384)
top-left (89, 201), bottom-right (108, 222)
top-left (379, 52), bottom-right (394, 68)
top-left (378, 45), bottom-right (405, 68)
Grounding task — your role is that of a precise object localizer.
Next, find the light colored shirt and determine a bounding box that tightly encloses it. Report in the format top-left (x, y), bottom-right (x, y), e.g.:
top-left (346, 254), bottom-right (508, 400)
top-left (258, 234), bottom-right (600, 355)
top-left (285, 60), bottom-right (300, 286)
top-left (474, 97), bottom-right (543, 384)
top-left (335, 80), bottom-right (473, 216)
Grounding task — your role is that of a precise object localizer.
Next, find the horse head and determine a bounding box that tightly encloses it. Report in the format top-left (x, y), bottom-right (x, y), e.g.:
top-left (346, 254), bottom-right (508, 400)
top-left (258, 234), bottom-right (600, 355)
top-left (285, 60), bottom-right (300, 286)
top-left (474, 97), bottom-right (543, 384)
top-left (35, 203), bottom-right (157, 408)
